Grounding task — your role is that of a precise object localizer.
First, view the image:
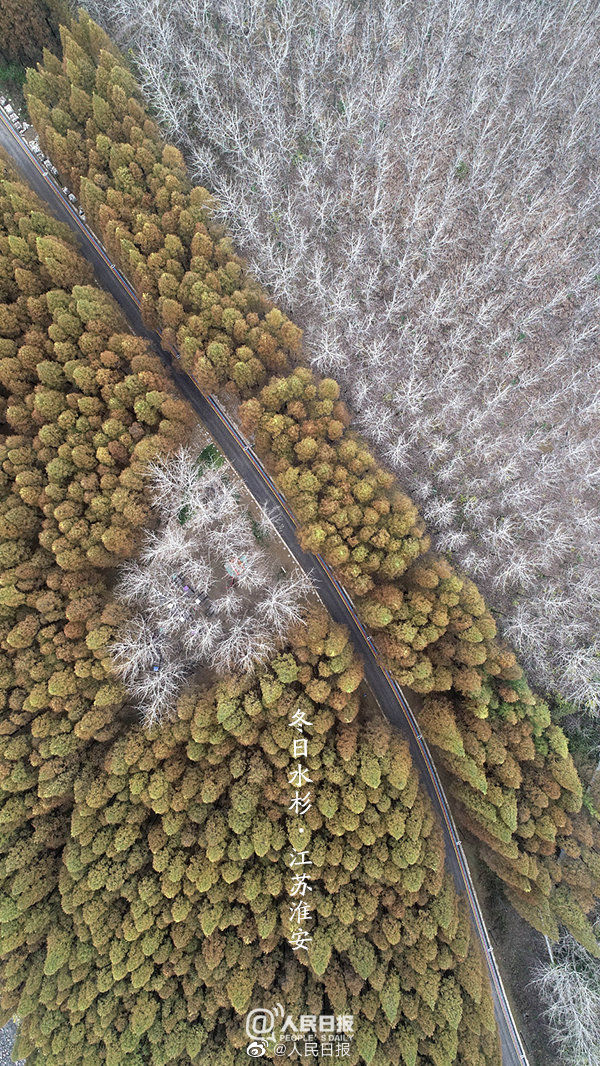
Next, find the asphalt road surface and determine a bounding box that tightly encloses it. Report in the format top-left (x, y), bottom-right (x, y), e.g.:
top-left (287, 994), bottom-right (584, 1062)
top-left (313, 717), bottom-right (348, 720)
top-left (0, 110), bottom-right (529, 1066)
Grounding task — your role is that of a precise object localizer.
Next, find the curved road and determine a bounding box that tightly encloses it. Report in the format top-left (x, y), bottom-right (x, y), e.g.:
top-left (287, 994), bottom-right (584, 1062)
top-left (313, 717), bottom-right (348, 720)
top-left (0, 109), bottom-right (529, 1066)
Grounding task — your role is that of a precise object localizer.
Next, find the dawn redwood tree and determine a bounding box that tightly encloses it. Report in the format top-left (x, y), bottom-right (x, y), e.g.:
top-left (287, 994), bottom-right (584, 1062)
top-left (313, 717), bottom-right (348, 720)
top-left (0, 157), bottom-right (198, 1065)
top-left (0, 173), bottom-right (505, 1059)
top-left (0, 0), bottom-right (61, 67)
top-left (239, 369), bottom-right (600, 950)
top-left (6, 608), bottom-right (502, 1066)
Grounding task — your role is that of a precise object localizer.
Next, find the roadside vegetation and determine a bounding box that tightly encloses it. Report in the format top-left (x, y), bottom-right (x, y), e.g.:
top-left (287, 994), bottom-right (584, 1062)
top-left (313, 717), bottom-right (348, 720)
top-left (0, 0), bottom-right (62, 104)
top-left (241, 369), bottom-right (600, 949)
top-left (0, 159), bottom-right (503, 1064)
top-left (22, 10), bottom-right (600, 955)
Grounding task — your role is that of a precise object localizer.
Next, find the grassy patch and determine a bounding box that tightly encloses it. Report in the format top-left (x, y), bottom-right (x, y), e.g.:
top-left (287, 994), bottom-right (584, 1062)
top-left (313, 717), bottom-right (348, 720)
top-left (0, 63), bottom-right (26, 107)
top-left (195, 442), bottom-right (223, 474)
top-left (249, 515), bottom-right (268, 542)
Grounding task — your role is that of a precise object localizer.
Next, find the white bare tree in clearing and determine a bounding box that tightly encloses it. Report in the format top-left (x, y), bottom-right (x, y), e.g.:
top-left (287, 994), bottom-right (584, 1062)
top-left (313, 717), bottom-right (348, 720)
top-left (531, 919), bottom-right (600, 1066)
top-left (86, 0), bottom-right (600, 710)
top-left (110, 442), bottom-right (311, 724)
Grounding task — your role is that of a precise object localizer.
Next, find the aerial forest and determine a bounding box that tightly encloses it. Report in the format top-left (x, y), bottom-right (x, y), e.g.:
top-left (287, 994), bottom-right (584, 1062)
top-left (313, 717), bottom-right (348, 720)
top-left (0, 159), bottom-right (503, 1064)
top-left (21, 10), bottom-right (600, 954)
top-left (0, 2), bottom-right (597, 1064)
top-left (83, 0), bottom-right (600, 714)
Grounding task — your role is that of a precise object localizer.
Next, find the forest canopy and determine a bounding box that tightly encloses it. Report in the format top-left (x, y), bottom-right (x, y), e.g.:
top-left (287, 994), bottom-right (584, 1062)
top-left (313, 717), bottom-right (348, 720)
top-left (21, 9), bottom-right (600, 953)
top-left (0, 156), bottom-right (502, 1065)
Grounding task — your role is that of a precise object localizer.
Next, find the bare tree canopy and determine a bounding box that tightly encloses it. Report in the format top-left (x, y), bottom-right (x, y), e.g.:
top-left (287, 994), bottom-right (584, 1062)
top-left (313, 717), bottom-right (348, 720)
top-left (110, 442), bottom-right (312, 723)
top-left (532, 919), bottom-right (600, 1066)
top-left (86, 0), bottom-right (600, 711)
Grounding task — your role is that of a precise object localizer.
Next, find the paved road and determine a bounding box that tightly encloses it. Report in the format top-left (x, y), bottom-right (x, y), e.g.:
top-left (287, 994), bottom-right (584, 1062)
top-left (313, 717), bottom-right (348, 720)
top-left (0, 110), bottom-right (529, 1066)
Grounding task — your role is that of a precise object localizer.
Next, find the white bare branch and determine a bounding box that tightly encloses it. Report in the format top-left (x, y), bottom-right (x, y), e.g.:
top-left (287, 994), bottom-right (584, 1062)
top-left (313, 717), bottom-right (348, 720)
top-left (531, 921), bottom-right (600, 1066)
top-left (110, 443), bottom-right (312, 722)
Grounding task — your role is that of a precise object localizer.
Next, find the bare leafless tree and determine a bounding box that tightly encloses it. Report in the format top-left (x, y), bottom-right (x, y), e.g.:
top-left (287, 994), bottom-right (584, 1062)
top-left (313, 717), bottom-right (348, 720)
top-left (86, 0), bottom-right (600, 712)
top-left (531, 920), bottom-right (600, 1066)
top-left (134, 657), bottom-right (190, 727)
top-left (110, 616), bottom-right (166, 682)
top-left (110, 443), bottom-right (312, 723)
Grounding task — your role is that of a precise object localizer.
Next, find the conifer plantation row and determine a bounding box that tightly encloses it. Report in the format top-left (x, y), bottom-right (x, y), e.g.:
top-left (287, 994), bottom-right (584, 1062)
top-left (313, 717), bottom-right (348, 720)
top-left (0, 159), bottom-right (502, 1063)
top-left (23, 12), bottom-right (600, 952)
